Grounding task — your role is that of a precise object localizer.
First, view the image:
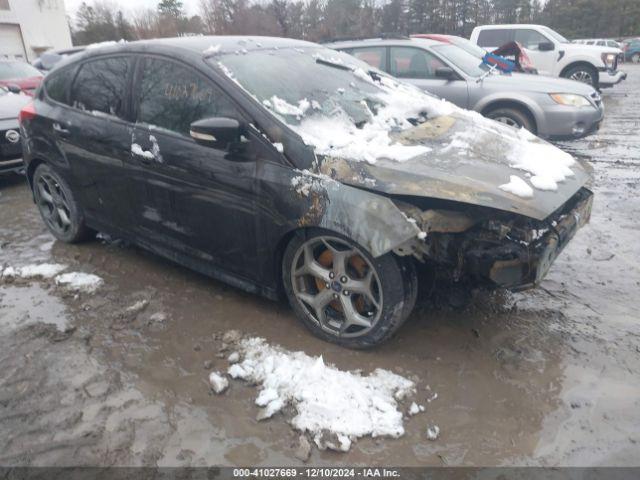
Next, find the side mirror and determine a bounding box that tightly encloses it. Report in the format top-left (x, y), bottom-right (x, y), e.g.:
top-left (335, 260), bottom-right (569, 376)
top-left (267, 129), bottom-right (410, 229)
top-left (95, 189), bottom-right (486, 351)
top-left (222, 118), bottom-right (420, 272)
top-left (6, 84), bottom-right (22, 94)
top-left (539, 42), bottom-right (555, 52)
top-left (190, 117), bottom-right (244, 150)
top-left (435, 67), bottom-right (457, 80)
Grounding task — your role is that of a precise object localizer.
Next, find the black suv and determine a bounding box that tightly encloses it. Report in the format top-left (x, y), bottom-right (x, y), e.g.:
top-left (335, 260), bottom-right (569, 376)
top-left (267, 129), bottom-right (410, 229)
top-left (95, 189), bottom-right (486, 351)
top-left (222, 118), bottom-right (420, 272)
top-left (19, 37), bottom-right (592, 347)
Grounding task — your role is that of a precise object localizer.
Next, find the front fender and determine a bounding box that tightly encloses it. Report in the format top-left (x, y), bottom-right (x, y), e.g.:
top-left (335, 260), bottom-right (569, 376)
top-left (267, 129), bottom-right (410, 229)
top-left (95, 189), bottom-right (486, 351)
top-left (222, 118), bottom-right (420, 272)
top-left (288, 170), bottom-right (421, 257)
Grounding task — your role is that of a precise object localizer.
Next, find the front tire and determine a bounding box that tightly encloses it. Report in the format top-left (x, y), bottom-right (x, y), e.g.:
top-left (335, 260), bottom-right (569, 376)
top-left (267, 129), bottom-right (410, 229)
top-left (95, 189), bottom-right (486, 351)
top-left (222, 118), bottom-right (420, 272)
top-left (562, 64), bottom-right (599, 88)
top-left (486, 107), bottom-right (534, 133)
top-left (32, 163), bottom-right (93, 243)
top-left (282, 229), bottom-right (416, 348)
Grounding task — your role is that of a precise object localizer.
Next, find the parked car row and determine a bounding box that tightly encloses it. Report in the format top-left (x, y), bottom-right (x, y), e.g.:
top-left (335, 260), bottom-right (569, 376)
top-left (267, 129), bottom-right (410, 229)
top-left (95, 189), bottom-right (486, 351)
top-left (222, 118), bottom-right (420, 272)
top-left (18, 36), bottom-right (594, 347)
top-left (329, 36), bottom-right (604, 140)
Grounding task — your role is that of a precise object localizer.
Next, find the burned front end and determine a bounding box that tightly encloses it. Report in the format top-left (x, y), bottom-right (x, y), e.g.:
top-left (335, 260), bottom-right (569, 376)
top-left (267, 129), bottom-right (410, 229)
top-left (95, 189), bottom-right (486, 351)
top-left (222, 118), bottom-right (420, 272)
top-left (394, 187), bottom-right (593, 291)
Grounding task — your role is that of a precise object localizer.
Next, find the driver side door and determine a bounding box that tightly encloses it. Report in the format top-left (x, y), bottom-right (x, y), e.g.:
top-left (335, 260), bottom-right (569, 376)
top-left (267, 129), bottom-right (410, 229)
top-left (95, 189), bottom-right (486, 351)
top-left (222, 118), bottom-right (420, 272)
top-left (126, 55), bottom-right (260, 277)
top-left (513, 29), bottom-right (556, 76)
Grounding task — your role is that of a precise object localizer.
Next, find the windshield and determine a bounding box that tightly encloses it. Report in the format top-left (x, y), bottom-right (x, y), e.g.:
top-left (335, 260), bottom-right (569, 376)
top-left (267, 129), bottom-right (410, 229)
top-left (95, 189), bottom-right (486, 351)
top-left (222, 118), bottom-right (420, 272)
top-left (449, 37), bottom-right (489, 59)
top-left (431, 44), bottom-right (489, 77)
top-left (213, 46), bottom-right (454, 162)
top-left (541, 27), bottom-right (568, 44)
top-left (0, 62), bottom-right (43, 81)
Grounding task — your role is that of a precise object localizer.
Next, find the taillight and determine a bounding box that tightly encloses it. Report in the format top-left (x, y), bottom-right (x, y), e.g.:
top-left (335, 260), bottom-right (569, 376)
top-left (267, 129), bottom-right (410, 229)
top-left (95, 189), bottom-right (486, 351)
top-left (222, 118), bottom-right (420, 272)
top-left (18, 101), bottom-right (37, 125)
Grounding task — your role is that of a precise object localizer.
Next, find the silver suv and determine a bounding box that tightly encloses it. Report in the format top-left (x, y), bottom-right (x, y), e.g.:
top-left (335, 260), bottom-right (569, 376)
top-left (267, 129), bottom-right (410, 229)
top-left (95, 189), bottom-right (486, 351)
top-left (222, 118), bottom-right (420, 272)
top-left (328, 37), bottom-right (604, 140)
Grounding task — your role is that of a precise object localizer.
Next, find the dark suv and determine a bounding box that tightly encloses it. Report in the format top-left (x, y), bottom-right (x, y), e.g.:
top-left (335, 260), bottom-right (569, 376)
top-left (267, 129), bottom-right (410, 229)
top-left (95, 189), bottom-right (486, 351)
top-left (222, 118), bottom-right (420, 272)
top-left (19, 37), bottom-right (592, 347)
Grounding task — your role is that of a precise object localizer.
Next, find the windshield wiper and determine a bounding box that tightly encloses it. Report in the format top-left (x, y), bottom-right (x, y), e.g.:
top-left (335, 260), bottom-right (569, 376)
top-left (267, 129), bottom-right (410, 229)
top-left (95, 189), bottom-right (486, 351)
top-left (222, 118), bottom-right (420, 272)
top-left (315, 58), bottom-right (351, 71)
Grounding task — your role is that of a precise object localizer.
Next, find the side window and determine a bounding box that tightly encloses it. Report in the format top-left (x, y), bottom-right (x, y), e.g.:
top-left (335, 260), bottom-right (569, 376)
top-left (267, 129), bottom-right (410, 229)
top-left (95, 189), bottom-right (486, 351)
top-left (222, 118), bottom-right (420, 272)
top-left (389, 47), bottom-right (446, 79)
top-left (514, 29), bottom-right (552, 50)
top-left (44, 66), bottom-right (75, 105)
top-left (349, 47), bottom-right (387, 71)
top-left (70, 57), bottom-right (130, 117)
top-left (136, 57), bottom-right (235, 136)
top-left (477, 29), bottom-right (513, 48)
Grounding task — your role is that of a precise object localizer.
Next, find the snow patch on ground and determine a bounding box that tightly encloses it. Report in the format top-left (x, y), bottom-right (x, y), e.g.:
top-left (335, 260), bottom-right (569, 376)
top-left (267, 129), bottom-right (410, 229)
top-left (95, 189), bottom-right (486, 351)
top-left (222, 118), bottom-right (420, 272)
top-left (55, 272), bottom-right (103, 293)
top-left (499, 175), bottom-right (534, 199)
top-left (2, 263), bottom-right (67, 279)
top-left (209, 372), bottom-right (229, 394)
top-left (227, 337), bottom-right (416, 452)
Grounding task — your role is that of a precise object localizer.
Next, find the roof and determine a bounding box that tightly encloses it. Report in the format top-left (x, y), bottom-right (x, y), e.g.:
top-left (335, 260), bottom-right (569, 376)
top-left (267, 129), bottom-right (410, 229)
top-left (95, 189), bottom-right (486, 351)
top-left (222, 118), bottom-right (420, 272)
top-left (89, 36), bottom-right (318, 56)
top-left (326, 37), bottom-right (443, 49)
top-left (473, 24), bottom-right (544, 30)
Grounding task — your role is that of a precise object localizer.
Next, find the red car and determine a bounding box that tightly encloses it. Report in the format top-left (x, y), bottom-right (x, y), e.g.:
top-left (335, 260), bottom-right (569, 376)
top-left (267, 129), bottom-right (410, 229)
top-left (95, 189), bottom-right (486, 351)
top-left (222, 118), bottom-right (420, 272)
top-left (0, 60), bottom-right (44, 97)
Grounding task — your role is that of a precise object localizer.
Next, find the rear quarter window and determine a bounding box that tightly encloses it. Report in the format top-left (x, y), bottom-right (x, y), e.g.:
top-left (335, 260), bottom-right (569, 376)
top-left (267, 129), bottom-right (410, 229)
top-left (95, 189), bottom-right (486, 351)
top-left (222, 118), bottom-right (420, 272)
top-left (477, 29), bottom-right (513, 48)
top-left (70, 56), bottom-right (131, 118)
top-left (44, 67), bottom-right (76, 105)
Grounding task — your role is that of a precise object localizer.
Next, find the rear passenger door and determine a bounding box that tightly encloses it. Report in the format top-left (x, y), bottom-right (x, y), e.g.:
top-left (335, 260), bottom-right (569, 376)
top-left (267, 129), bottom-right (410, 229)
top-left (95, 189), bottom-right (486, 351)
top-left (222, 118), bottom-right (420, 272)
top-left (127, 55), bottom-right (262, 277)
top-left (49, 56), bottom-right (134, 228)
top-left (388, 46), bottom-right (469, 108)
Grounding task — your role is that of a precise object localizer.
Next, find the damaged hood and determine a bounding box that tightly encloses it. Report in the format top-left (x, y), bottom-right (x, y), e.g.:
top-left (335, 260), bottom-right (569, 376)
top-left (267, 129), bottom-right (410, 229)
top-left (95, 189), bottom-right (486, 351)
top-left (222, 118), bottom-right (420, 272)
top-left (319, 112), bottom-right (591, 221)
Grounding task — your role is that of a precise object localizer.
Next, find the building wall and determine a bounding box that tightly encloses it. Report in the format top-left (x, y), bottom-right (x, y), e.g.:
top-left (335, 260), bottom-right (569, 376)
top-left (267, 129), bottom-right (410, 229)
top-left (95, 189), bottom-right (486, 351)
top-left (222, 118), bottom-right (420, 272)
top-left (0, 0), bottom-right (72, 62)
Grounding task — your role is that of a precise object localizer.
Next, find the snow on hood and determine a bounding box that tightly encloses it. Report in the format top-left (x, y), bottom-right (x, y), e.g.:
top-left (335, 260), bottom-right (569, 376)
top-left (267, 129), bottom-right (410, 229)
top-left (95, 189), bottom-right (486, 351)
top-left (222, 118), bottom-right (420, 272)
top-left (217, 50), bottom-right (583, 201)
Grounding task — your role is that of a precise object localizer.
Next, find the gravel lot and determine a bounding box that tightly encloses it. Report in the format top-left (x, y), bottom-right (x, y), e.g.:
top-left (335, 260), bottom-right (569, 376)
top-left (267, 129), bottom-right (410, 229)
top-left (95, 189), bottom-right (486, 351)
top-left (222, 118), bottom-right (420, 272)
top-left (1, 66), bottom-right (639, 467)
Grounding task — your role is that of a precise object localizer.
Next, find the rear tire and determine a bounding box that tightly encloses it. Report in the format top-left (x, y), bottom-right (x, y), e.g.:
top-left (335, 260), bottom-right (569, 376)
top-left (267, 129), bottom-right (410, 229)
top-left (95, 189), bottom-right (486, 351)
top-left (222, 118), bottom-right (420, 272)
top-left (562, 64), bottom-right (599, 88)
top-left (486, 107), bottom-right (534, 133)
top-left (632, 53), bottom-right (640, 64)
top-left (282, 229), bottom-right (417, 348)
top-left (32, 163), bottom-right (93, 243)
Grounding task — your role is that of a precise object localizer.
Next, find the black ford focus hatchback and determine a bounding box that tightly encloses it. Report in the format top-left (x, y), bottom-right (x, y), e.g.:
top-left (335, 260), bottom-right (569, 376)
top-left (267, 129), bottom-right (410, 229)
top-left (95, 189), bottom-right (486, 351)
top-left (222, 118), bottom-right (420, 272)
top-left (20, 36), bottom-right (592, 347)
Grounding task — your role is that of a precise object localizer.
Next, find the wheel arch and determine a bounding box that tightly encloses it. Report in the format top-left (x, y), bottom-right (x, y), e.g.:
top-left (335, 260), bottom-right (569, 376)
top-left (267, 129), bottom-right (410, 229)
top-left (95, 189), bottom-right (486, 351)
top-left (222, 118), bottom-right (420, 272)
top-left (26, 157), bottom-right (47, 193)
top-left (480, 99), bottom-right (538, 134)
top-left (560, 61), bottom-right (598, 78)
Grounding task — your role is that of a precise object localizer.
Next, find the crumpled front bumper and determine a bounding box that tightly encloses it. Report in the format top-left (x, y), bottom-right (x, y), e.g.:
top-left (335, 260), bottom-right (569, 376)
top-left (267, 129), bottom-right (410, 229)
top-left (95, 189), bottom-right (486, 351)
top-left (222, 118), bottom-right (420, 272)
top-left (464, 188), bottom-right (594, 291)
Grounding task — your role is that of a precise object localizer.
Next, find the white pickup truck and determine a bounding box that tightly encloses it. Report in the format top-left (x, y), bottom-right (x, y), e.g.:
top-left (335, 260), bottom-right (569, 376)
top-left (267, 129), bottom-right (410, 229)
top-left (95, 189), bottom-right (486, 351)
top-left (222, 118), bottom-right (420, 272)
top-left (470, 24), bottom-right (626, 89)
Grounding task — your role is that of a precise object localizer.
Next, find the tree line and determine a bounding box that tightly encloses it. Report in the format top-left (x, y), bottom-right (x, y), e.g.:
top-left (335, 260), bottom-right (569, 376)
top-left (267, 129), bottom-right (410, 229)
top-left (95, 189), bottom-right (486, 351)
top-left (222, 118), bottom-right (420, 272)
top-left (71, 0), bottom-right (640, 47)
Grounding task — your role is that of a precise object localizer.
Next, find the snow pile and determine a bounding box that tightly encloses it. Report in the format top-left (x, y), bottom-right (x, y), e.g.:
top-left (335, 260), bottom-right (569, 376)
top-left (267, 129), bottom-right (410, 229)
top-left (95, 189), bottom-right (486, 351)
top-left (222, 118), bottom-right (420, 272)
top-left (209, 372), bottom-right (229, 394)
top-left (507, 127), bottom-right (576, 191)
top-left (2, 263), bottom-right (67, 279)
top-left (55, 272), bottom-right (103, 293)
top-left (203, 44), bottom-right (221, 55)
top-left (131, 143), bottom-right (154, 161)
top-left (227, 337), bottom-right (415, 452)
top-left (264, 96), bottom-right (310, 117)
top-left (499, 175), bottom-right (534, 199)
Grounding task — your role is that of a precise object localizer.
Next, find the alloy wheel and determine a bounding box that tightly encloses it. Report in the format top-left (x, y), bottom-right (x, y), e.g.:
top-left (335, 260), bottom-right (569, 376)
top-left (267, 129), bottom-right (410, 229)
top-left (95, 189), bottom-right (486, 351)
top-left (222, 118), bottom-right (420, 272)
top-left (35, 173), bottom-right (73, 236)
top-left (570, 70), bottom-right (594, 85)
top-left (290, 236), bottom-right (382, 338)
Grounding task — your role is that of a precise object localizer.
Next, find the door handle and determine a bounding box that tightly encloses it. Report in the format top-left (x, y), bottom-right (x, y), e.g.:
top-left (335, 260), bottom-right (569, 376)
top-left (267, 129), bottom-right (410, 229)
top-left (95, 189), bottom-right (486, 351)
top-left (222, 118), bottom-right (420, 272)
top-left (52, 123), bottom-right (70, 136)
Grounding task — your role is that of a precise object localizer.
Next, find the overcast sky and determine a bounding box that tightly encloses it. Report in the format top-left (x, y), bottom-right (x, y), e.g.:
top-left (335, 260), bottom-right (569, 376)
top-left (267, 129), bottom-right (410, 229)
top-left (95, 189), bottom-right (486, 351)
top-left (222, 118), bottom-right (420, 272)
top-left (65, 0), bottom-right (201, 17)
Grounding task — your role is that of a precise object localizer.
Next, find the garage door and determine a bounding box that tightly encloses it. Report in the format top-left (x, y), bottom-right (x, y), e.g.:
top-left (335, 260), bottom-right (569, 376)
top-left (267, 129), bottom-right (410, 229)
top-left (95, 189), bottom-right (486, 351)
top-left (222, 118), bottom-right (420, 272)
top-left (0, 24), bottom-right (27, 61)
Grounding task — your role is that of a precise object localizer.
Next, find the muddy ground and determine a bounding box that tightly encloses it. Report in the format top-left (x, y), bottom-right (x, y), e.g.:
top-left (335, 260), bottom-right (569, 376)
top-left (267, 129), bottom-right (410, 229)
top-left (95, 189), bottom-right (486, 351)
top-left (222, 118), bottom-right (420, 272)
top-left (1, 66), bottom-right (639, 468)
